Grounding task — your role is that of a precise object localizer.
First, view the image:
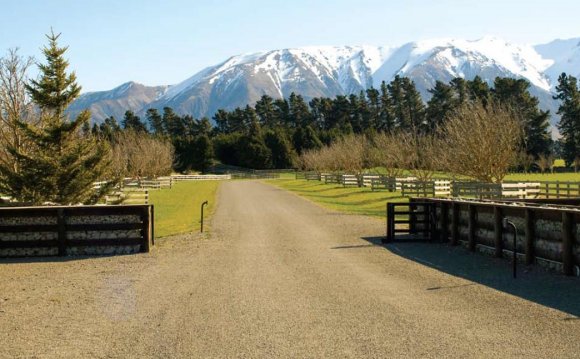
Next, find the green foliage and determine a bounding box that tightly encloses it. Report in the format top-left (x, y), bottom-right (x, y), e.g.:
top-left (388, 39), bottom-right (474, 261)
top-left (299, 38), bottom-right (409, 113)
top-left (554, 73), bottom-right (580, 168)
top-left (264, 129), bottom-right (297, 168)
top-left (235, 120), bottom-right (272, 169)
top-left (493, 78), bottom-right (551, 158)
top-left (0, 31), bottom-right (112, 204)
top-left (26, 31), bottom-right (80, 117)
top-left (101, 75), bottom-right (556, 172)
top-left (292, 125), bottom-right (323, 154)
top-left (122, 110), bottom-right (148, 133)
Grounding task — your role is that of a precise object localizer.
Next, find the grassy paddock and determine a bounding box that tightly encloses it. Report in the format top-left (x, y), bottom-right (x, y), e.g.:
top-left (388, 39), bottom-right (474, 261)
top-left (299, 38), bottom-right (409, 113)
top-left (268, 171), bottom-right (580, 219)
top-left (266, 179), bottom-right (407, 218)
top-left (149, 180), bottom-right (220, 238)
top-left (504, 172), bottom-right (580, 182)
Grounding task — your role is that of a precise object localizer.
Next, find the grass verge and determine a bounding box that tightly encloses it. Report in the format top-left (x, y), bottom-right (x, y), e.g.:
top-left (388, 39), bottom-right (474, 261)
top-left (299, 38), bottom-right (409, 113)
top-left (149, 180), bottom-right (220, 238)
top-left (266, 179), bottom-right (407, 218)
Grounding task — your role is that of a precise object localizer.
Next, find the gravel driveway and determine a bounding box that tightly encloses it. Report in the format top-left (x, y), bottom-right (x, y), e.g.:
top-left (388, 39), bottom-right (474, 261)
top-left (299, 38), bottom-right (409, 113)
top-left (0, 180), bottom-right (578, 358)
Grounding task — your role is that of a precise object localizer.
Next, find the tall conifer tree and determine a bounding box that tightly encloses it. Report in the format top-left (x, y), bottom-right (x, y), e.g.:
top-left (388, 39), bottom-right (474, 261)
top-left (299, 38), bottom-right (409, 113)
top-left (554, 73), bottom-right (580, 168)
top-left (0, 31), bottom-right (112, 204)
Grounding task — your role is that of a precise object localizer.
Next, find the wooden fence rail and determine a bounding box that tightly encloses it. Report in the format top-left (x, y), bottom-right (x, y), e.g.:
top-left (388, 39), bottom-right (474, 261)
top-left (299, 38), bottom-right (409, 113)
top-left (404, 197), bottom-right (580, 276)
top-left (0, 205), bottom-right (153, 257)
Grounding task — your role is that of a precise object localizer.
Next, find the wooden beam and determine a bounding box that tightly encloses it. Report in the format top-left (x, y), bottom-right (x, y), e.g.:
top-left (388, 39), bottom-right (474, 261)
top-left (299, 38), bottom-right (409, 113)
top-left (525, 209), bottom-right (535, 265)
top-left (468, 205), bottom-right (476, 252)
top-left (494, 207), bottom-right (503, 258)
top-left (57, 208), bottom-right (66, 256)
top-left (562, 212), bottom-right (574, 276)
top-left (451, 203), bottom-right (459, 246)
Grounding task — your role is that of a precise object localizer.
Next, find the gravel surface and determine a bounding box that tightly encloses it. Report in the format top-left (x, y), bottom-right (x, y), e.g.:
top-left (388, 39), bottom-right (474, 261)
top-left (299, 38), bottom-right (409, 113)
top-left (0, 180), bottom-right (578, 358)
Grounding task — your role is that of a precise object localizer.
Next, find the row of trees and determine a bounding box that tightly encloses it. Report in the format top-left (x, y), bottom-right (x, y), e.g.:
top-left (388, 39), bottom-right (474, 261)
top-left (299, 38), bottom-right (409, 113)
top-left (0, 32), bottom-right (174, 205)
top-left (300, 101), bottom-right (523, 183)
top-left (97, 75), bottom-right (559, 172)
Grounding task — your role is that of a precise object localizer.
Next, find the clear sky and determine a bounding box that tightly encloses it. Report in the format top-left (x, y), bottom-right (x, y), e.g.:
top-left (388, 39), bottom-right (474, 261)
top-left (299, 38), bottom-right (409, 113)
top-left (1, 0), bottom-right (579, 92)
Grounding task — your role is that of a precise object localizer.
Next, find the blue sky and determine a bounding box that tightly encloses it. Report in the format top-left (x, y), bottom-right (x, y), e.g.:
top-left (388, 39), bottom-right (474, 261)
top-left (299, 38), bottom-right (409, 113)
top-left (1, 0), bottom-right (579, 92)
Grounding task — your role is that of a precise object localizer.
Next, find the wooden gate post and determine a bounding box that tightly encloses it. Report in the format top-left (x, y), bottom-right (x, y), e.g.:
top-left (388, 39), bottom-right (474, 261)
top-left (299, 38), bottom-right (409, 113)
top-left (562, 212), bottom-right (574, 276)
top-left (440, 202), bottom-right (449, 242)
top-left (468, 205), bottom-right (476, 252)
top-left (524, 209), bottom-right (535, 265)
top-left (57, 208), bottom-right (66, 256)
top-left (451, 203), bottom-right (459, 246)
top-left (494, 207), bottom-right (503, 258)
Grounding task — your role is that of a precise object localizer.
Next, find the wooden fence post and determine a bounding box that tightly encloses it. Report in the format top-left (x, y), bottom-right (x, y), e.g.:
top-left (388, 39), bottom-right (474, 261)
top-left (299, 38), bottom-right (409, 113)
top-left (57, 208), bottom-right (66, 256)
top-left (562, 212), bottom-right (574, 276)
top-left (451, 203), bottom-right (459, 245)
top-left (141, 206), bottom-right (151, 253)
top-left (150, 205), bottom-right (155, 246)
top-left (440, 202), bottom-right (449, 242)
top-left (525, 209), bottom-right (535, 265)
top-left (468, 205), bottom-right (476, 252)
top-left (409, 202), bottom-right (417, 235)
top-left (494, 207), bottom-right (503, 258)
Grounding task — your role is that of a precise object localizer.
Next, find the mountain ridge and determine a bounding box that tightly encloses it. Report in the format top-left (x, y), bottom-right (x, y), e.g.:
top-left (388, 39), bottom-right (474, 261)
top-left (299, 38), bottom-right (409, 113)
top-left (70, 36), bottom-right (580, 126)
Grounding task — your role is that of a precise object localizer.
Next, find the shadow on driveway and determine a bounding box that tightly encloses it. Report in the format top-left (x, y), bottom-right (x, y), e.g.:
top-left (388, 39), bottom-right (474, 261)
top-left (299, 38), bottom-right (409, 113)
top-left (352, 236), bottom-right (580, 318)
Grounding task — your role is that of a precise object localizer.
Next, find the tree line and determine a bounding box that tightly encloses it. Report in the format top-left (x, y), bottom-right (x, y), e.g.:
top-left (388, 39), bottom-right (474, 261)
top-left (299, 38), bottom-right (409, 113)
top-left (93, 73), bottom-right (580, 172)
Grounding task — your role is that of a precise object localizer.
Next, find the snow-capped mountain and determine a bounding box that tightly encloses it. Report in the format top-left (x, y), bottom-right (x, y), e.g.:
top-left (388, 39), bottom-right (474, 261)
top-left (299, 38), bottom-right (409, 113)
top-left (67, 81), bottom-right (168, 122)
top-left (535, 38), bottom-right (580, 86)
top-left (72, 36), bottom-right (580, 124)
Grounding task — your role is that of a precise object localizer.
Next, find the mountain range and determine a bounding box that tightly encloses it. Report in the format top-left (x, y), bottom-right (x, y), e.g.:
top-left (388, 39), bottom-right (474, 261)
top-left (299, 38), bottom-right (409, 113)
top-left (69, 36), bottom-right (580, 127)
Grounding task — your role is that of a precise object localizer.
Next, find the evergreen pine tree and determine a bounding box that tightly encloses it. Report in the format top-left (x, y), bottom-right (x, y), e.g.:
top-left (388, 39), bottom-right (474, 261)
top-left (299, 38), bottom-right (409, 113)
top-left (553, 73), bottom-right (580, 168)
top-left (387, 76), bottom-right (409, 129)
top-left (191, 133), bottom-right (214, 173)
top-left (401, 77), bottom-right (426, 130)
top-left (292, 125), bottom-right (323, 154)
top-left (365, 87), bottom-right (381, 130)
top-left (379, 81), bottom-right (395, 131)
top-left (237, 120), bottom-right (272, 169)
top-left (289, 93), bottom-right (311, 128)
top-left (146, 108), bottom-right (165, 136)
top-left (255, 95), bottom-right (278, 128)
top-left (468, 76), bottom-right (491, 103)
top-left (264, 129), bottom-right (297, 168)
top-left (122, 110), bottom-right (148, 133)
top-left (426, 81), bottom-right (455, 132)
top-left (493, 77), bottom-right (551, 157)
top-left (0, 31), bottom-right (112, 204)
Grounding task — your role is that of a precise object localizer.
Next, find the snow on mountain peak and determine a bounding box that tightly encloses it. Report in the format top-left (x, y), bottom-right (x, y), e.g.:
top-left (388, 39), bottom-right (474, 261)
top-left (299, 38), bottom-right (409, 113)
top-left (157, 35), bottom-right (579, 108)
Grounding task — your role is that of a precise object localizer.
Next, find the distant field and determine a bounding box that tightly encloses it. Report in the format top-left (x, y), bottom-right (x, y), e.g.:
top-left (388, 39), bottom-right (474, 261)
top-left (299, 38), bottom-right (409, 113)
top-left (504, 172), bottom-right (580, 182)
top-left (149, 180), bottom-right (220, 237)
top-left (266, 179), bottom-right (407, 218)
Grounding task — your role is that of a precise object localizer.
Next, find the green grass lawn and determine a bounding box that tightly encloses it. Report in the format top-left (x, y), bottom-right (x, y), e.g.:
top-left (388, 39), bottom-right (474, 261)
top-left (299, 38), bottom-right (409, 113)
top-left (266, 179), bottom-right (407, 218)
top-left (504, 172), bottom-right (580, 182)
top-left (268, 171), bottom-right (580, 220)
top-left (149, 180), bottom-right (220, 238)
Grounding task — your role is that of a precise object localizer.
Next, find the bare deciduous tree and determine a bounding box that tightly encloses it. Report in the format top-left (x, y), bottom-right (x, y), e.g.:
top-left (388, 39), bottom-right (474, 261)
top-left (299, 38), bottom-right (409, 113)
top-left (368, 132), bottom-right (405, 178)
top-left (398, 132), bottom-right (438, 182)
top-left (331, 135), bottom-right (367, 177)
top-left (0, 48), bottom-right (35, 173)
top-left (435, 101), bottom-right (523, 183)
top-left (536, 153), bottom-right (555, 174)
top-left (516, 151), bottom-right (535, 173)
top-left (110, 131), bottom-right (174, 179)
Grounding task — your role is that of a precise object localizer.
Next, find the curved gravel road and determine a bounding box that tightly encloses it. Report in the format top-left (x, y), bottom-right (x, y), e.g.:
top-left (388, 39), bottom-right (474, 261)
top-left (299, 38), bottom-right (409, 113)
top-left (0, 180), bottom-right (578, 358)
